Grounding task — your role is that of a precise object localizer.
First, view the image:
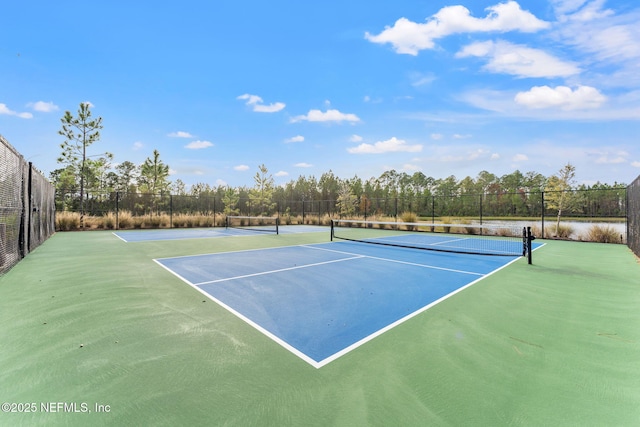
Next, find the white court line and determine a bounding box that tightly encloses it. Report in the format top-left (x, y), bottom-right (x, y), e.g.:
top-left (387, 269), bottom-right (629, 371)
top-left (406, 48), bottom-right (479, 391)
top-left (154, 242), bottom-right (316, 261)
top-left (303, 244), bottom-right (485, 276)
top-left (193, 255), bottom-right (365, 286)
top-left (153, 258), bottom-right (323, 367)
top-left (314, 253), bottom-right (524, 368)
top-left (112, 232), bottom-right (129, 242)
top-left (113, 229), bottom-right (228, 243)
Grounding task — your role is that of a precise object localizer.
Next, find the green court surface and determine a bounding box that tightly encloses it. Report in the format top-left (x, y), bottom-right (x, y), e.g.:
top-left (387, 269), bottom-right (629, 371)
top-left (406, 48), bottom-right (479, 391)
top-left (1, 230), bottom-right (639, 426)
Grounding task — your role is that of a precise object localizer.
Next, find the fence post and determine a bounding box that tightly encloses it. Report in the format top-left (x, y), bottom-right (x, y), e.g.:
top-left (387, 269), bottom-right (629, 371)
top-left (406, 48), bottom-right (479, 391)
top-left (541, 191), bottom-right (545, 239)
top-left (394, 197), bottom-right (398, 221)
top-left (115, 191), bottom-right (119, 230)
top-left (431, 196), bottom-right (435, 224)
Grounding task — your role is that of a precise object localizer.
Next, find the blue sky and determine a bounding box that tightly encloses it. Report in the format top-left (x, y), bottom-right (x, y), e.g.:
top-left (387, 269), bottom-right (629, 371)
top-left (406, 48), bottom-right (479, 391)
top-left (2, 0), bottom-right (639, 188)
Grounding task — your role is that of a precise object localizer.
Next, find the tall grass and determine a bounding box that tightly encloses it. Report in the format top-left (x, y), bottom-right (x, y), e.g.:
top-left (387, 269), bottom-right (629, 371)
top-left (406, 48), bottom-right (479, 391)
top-left (55, 212), bottom-right (80, 231)
top-left (583, 225), bottom-right (623, 243)
top-left (53, 212), bottom-right (624, 245)
top-left (549, 223), bottom-right (574, 239)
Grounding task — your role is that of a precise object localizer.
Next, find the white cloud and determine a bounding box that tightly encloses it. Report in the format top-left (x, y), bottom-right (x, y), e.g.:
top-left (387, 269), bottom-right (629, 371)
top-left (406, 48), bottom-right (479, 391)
top-left (275, 171), bottom-right (289, 177)
top-left (291, 109), bottom-right (361, 123)
top-left (0, 103), bottom-right (33, 119)
top-left (453, 134), bottom-right (472, 139)
top-left (168, 131), bottom-right (194, 138)
top-left (512, 154), bottom-right (529, 162)
top-left (552, 0), bottom-right (613, 21)
top-left (365, 1), bottom-right (549, 55)
top-left (348, 137), bottom-right (422, 154)
top-left (402, 163), bottom-right (421, 172)
top-left (590, 149), bottom-right (628, 165)
top-left (410, 72), bottom-right (436, 87)
top-left (132, 141), bottom-right (144, 151)
top-left (550, 0), bottom-right (589, 16)
top-left (215, 179), bottom-right (228, 187)
top-left (295, 162), bottom-right (313, 168)
top-left (350, 134), bottom-right (363, 142)
top-left (285, 135), bottom-right (305, 143)
top-left (515, 85), bottom-right (607, 110)
top-left (456, 40), bottom-right (580, 78)
top-left (237, 93), bottom-right (285, 113)
top-left (254, 102), bottom-right (286, 113)
top-left (234, 165), bottom-right (250, 171)
top-left (185, 140), bottom-right (213, 149)
top-left (550, 0), bottom-right (640, 88)
top-left (631, 160), bottom-right (640, 168)
top-left (430, 133), bottom-right (444, 140)
top-left (28, 101), bottom-right (59, 112)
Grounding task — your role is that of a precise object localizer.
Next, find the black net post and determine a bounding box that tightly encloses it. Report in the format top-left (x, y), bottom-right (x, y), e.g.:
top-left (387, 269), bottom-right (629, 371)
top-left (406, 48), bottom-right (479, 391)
top-left (524, 226), bottom-right (534, 265)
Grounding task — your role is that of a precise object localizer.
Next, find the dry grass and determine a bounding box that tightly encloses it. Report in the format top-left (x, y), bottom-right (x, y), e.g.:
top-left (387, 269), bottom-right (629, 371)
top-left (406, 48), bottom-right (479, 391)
top-left (583, 224), bottom-right (624, 243)
top-left (549, 223), bottom-right (574, 239)
top-left (55, 211), bottom-right (80, 231)
top-left (54, 212), bottom-right (624, 246)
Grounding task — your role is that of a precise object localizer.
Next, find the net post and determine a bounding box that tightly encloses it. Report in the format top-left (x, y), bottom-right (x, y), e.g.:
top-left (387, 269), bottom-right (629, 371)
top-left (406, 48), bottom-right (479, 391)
top-left (225, 215), bottom-right (229, 229)
top-left (276, 217), bottom-right (279, 235)
top-left (330, 220), bottom-right (334, 241)
top-left (527, 226), bottom-right (534, 265)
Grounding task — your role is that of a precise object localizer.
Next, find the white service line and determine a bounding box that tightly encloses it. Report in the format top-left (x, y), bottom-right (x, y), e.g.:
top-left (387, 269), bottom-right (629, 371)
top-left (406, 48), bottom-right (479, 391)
top-left (303, 244), bottom-right (484, 276)
top-left (193, 255), bottom-right (365, 286)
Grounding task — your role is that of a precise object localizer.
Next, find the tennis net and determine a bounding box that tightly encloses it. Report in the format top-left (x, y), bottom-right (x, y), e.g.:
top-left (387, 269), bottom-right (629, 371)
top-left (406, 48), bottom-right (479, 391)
top-left (331, 219), bottom-right (533, 259)
top-left (225, 215), bottom-right (279, 234)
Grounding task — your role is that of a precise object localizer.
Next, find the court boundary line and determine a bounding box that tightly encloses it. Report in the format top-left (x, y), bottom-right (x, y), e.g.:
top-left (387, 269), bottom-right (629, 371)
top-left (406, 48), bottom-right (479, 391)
top-left (112, 228), bottom-right (229, 243)
top-left (193, 255), bottom-right (365, 286)
top-left (114, 224), bottom-right (327, 243)
top-left (154, 242), bottom-right (323, 261)
top-left (315, 254), bottom-right (523, 367)
top-left (303, 244), bottom-right (484, 276)
top-left (153, 258), bottom-right (321, 367)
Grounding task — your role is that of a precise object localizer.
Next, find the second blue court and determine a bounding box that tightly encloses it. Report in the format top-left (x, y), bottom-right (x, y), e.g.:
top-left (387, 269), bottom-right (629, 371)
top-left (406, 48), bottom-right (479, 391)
top-left (155, 242), bottom-right (525, 368)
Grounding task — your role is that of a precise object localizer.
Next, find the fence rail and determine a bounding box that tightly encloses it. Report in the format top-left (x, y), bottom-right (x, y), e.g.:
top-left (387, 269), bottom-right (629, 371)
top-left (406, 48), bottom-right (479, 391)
top-left (0, 135), bottom-right (55, 274)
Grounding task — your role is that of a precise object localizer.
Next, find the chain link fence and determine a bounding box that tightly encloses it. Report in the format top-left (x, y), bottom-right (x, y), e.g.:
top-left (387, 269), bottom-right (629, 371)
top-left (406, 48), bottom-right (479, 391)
top-left (56, 186), bottom-right (627, 242)
top-left (1, 135), bottom-right (55, 274)
top-left (627, 175), bottom-right (640, 257)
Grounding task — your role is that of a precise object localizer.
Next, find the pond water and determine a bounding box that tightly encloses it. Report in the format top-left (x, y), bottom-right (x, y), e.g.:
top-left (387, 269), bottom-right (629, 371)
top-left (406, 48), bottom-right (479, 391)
top-left (474, 220), bottom-right (627, 243)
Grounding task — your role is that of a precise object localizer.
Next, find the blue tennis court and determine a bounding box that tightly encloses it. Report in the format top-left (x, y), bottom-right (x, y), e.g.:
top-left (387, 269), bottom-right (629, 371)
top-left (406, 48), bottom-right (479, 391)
top-left (155, 239), bottom-right (533, 368)
top-left (114, 225), bottom-right (327, 242)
